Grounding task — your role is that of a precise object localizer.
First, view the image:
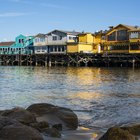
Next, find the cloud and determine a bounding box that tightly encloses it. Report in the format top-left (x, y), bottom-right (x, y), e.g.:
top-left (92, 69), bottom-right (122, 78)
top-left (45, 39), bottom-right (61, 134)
top-left (0, 12), bottom-right (30, 17)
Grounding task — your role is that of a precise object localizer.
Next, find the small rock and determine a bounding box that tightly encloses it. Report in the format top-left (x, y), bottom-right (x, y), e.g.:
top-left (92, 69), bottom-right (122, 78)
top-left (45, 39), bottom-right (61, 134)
top-left (52, 124), bottom-right (62, 131)
top-left (30, 121), bottom-right (49, 131)
top-left (43, 128), bottom-right (61, 138)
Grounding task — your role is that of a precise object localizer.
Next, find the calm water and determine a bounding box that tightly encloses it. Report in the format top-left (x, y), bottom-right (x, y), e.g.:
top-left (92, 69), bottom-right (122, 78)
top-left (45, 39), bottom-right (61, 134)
top-left (0, 66), bottom-right (140, 131)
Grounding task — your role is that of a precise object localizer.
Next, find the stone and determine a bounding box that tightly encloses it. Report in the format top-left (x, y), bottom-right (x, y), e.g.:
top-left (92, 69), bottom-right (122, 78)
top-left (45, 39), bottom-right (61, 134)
top-left (52, 124), bottom-right (62, 131)
top-left (0, 116), bottom-right (19, 130)
top-left (1, 107), bottom-right (36, 125)
top-left (27, 103), bottom-right (78, 130)
top-left (0, 116), bottom-right (43, 140)
top-left (43, 128), bottom-right (61, 138)
top-left (30, 121), bottom-right (49, 131)
top-left (122, 125), bottom-right (140, 136)
top-left (99, 127), bottom-right (137, 140)
top-left (0, 123), bottom-right (43, 140)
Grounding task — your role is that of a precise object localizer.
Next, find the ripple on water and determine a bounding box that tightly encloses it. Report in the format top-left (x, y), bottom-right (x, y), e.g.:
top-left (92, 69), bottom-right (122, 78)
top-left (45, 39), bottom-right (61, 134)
top-left (0, 66), bottom-right (140, 131)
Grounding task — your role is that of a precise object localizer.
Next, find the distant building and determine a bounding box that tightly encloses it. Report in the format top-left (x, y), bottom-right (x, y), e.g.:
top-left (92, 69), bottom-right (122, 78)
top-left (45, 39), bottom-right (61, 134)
top-left (102, 24), bottom-right (140, 54)
top-left (0, 42), bottom-right (15, 54)
top-left (33, 34), bottom-right (48, 54)
top-left (46, 30), bottom-right (79, 54)
top-left (0, 34), bottom-right (34, 55)
top-left (67, 33), bottom-right (94, 53)
top-left (10, 34), bottom-right (34, 54)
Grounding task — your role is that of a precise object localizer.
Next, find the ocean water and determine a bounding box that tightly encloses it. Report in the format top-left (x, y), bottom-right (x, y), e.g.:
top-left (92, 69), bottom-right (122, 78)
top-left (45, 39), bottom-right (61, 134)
top-left (0, 66), bottom-right (140, 131)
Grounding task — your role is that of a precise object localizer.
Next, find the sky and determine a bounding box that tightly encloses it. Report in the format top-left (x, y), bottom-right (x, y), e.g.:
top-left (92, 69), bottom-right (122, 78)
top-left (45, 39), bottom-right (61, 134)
top-left (0, 0), bottom-right (140, 41)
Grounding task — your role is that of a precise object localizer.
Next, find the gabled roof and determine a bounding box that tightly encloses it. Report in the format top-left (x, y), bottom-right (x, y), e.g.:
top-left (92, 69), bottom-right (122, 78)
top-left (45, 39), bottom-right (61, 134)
top-left (47, 29), bottom-right (81, 36)
top-left (35, 33), bottom-right (46, 38)
top-left (0, 41), bottom-right (15, 47)
top-left (106, 24), bottom-right (140, 34)
top-left (109, 24), bottom-right (140, 31)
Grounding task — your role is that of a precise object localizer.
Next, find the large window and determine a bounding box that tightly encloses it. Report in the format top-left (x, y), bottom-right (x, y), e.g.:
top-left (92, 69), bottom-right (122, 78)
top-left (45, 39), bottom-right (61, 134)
top-left (117, 30), bottom-right (128, 41)
top-left (52, 36), bottom-right (57, 41)
top-left (109, 45), bottom-right (129, 50)
top-left (108, 32), bottom-right (116, 41)
top-left (40, 38), bottom-right (45, 42)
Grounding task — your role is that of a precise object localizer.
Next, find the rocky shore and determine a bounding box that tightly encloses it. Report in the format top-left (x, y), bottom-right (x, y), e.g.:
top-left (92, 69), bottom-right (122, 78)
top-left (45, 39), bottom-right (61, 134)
top-left (0, 103), bottom-right (139, 140)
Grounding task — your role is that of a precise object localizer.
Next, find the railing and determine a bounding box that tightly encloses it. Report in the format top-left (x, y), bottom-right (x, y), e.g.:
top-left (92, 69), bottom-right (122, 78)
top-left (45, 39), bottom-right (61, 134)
top-left (0, 50), bottom-right (33, 55)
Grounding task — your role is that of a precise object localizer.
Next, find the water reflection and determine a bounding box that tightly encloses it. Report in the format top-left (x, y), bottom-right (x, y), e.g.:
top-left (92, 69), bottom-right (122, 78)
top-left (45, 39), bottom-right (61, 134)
top-left (0, 66), bottom-right (140, 131)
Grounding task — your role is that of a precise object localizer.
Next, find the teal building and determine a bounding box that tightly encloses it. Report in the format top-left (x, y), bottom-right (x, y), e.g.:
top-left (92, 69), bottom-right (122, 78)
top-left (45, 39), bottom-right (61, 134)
top-left (0, 34), bottom-right (34, 55)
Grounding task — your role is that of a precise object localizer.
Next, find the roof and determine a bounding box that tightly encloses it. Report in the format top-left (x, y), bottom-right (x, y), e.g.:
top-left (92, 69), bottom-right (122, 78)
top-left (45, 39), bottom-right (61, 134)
top-left (35, 33), bottom-right (46, 38)
top-left (112, 24), bottom-right (140, 30)
top-left (106, 24), bottom-right (140, 34)
top-left (128, 29), bottom-right (140, 32)
top-left (47, 29), bottom-right (81, 36)
top-left (0, 41), bottom-right (15, 47)
top-left (78, 32), bottom-right (93, 35)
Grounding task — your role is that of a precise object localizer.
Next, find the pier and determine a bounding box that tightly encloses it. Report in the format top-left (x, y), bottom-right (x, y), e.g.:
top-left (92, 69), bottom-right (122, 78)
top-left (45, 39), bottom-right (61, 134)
top-left (0, 53), bottom-right (140, 68)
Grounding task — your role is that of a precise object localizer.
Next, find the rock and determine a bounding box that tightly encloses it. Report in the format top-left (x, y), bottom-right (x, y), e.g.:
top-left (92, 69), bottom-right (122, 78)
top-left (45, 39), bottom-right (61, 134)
top-left (27, 103), bottom-right (78, 130)
top-left (0, 116), bottom-right (43, 140)
top-left (0, 123), bottom-right (43, 140)
top-left (122, 125), bottom-right (140, 136)
top-left (99, 127), bottom-right (137, 140)
top-left (1, 107), bottom-right (36, 125)
top-left (0, 116), bottom-right (19, 130)
top-left (52, 124), bottom-right (62, 131)
top-left (43, 128), bottom-right (61, 138)
top-left (30, 121), bottom-right (49, 131)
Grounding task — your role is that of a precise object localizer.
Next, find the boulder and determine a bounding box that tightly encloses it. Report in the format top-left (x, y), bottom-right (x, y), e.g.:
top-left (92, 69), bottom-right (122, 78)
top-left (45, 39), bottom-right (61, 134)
top-left (0, 123), bottom-right (43, 140)
top-left (0, 116), bottom-right (19, 130)
top-left (122, 125), bottom-right (140, 136)
top-left (0, 116), bottom-right (43, 140)
top-left (99, 127), bottom-right (137, 140)
top-left (27, 103), bottom-right (78, 130)
top-left (1, 107), bottom-right (36, 125)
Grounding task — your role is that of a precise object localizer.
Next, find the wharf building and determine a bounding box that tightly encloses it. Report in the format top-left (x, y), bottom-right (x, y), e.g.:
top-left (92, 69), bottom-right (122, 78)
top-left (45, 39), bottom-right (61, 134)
top-left (0, 24), bottom-right (140, 67)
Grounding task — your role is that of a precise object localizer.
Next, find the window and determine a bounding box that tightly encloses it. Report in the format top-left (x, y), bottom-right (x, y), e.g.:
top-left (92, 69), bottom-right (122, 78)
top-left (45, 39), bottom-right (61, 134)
top-left (19, 39), bottom-right (24, 44)
top-left (117, 30), bottom-right (128, 41)
top-left (130, 32), bottom-right (139, 39)
top-left (50, 46), bottom-right (53, 52)
top-left (59, 36), bottom-right (63, 40)
top-left (54, 46), bottom-right (57, 52)
top-left (40, 38), bottom-right (45, 42)
top-left (62, 46), bottom-right (65, 52)
top-left (52, 36), bottom-right (57, 41)
top-left (108, 32), bottom-right (116, 41)
top-left (58, 47), bottom-right (61, 52)
top-left (109, 45), bottom-right (129, 50)
top-left (69, 36), bottom-right (73, 40)
top-left (130, 45), bottom-right (140, 50)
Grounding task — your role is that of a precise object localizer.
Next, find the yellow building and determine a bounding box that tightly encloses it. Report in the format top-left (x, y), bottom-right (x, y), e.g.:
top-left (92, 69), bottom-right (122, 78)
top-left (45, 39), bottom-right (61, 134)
top-left (129, 29), bottom-right (140, 54)
top-left (93, 32), bottom-right (106, 54)
top-left (102, 24), bottom-right (140, 54)
top-left (67, 33), bottom-right (94, 53)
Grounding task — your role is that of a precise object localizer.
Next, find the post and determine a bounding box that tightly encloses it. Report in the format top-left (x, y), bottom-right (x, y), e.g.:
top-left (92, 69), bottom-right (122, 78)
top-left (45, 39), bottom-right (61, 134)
top-left (132, 59), bottom-right (135, 69)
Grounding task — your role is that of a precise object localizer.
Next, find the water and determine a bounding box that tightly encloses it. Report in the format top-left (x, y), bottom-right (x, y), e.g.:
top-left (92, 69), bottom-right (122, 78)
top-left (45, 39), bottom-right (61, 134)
top-left (0, 66), bottom-right (140, 132)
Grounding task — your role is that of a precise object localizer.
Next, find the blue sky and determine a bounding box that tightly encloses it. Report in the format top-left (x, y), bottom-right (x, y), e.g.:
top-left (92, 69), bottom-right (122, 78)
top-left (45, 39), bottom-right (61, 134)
top-left (0, 0), bottom-right (140, 41)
